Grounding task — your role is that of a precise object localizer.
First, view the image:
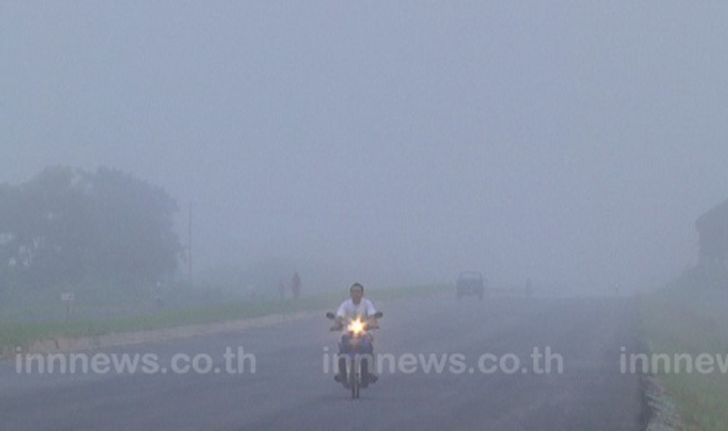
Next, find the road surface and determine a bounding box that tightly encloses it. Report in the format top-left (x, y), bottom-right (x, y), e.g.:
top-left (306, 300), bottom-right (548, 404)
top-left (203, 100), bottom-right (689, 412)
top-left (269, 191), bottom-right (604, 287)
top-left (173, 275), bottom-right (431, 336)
top-left (0, 294), bottom-right (645, 431)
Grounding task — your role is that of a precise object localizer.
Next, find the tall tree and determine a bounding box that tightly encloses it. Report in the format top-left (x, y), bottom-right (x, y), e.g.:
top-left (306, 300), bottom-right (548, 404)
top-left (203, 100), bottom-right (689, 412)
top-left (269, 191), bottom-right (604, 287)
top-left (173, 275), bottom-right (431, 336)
top-left (696, 199), bottom-right (728, 263)
top-left (0, 166), bottom-right (183, 291)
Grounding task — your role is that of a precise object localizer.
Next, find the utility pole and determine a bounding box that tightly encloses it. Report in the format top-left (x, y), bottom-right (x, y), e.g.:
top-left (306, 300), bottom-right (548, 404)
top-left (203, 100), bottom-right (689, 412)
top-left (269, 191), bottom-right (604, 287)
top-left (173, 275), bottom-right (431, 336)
top-left (188, 202), bottom-right (193, 281)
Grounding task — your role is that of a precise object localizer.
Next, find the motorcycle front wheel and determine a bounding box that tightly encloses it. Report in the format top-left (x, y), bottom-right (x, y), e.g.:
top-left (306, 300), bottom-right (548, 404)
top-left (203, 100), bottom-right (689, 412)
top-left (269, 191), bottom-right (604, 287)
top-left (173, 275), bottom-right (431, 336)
top-left (350, 357), bottom-right (359, 399)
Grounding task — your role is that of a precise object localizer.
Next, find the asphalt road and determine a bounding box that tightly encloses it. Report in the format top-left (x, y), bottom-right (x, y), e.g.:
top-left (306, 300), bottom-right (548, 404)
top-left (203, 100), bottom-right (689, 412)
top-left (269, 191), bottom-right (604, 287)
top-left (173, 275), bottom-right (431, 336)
top-left (0, 294), bottom-right (645, 431)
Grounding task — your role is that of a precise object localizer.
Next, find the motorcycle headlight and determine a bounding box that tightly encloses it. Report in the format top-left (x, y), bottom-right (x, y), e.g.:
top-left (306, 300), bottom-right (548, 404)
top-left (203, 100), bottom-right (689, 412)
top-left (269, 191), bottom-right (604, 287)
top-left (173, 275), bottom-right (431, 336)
top-left (347, 318), bottom-right (365, 335)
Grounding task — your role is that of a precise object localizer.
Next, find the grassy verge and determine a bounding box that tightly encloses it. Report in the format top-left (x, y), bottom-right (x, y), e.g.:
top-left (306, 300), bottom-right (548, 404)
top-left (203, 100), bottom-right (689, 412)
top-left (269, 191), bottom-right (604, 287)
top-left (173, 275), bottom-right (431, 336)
top-left (640, 287), bottom-right (728, 430)
top-left (0, 284), bottom-right (448, 353)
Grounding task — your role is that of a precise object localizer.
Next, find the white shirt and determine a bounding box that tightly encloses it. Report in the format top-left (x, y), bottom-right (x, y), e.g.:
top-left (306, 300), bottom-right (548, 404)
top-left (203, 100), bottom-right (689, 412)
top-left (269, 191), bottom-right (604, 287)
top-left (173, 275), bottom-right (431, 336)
top-left (335, 298), bottom-right (378, 319)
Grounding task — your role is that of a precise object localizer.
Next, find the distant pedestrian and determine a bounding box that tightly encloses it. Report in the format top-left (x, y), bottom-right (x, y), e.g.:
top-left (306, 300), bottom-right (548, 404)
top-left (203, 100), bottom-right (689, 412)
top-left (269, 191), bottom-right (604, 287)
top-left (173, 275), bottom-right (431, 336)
top-left (291, 272), bottom-right (301, 299)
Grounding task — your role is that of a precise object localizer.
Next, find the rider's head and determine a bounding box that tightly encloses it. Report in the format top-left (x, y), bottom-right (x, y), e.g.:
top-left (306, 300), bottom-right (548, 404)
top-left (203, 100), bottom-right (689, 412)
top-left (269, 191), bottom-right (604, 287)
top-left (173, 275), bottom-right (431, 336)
top-left (350, 283), bottom-right (364, 304)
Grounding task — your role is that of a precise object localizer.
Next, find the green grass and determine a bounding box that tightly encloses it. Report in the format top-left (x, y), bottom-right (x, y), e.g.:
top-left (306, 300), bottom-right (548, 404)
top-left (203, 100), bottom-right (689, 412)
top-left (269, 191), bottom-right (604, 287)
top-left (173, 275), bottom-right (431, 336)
top-left (0, 284), bottom-right (448, 354)
top-left (640, 287), bottom-right (728, 430)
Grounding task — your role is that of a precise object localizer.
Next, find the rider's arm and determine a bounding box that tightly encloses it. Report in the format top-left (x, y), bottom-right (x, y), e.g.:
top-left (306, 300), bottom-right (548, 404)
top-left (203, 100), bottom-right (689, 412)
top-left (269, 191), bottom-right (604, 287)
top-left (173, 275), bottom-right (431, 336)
top-left (366, 299), bottom-right (378, 316)
top-left (332, 301), bottom-right (348, 329)
top-left (365, 299), bottom-right (379, 327)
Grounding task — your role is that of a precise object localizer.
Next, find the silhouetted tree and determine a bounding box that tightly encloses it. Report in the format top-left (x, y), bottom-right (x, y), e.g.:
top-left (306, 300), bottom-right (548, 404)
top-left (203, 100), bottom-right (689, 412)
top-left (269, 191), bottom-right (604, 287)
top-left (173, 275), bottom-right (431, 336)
top-left (695, 199), bottom-right (728, 289)
top-left (0, 166), bottom-right (182, 291)
top-left (696, 199), bottom-right (728, 262)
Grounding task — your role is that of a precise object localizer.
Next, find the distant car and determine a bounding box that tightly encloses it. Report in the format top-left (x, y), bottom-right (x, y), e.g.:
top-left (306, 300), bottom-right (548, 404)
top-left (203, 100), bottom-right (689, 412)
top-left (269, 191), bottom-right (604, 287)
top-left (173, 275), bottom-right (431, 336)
top-left (456, 271), bottom-right (486, 300)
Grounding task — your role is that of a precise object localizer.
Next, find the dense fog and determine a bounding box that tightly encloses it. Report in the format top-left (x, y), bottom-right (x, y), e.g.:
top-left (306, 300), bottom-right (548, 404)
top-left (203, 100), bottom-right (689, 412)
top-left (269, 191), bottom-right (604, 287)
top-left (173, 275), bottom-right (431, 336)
top-left (3, 1), bottom-right (728, 293)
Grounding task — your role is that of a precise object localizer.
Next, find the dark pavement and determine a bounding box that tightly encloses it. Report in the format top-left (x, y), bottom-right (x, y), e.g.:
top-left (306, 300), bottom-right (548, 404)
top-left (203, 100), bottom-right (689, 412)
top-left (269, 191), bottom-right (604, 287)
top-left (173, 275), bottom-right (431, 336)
top-left (0, 294), bottom-right (644, 431)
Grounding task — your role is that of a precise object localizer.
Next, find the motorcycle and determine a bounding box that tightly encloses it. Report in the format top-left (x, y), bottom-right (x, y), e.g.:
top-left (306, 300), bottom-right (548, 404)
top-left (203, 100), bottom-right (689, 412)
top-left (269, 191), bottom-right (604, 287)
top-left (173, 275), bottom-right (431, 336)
top-left (326, 311), bottom-right (383, 399)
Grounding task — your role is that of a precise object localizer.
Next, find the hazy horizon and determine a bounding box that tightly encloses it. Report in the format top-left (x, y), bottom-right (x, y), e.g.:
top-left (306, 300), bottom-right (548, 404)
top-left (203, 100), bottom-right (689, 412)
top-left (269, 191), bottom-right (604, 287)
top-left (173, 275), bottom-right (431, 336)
top-left (3, 1), bottom-right (728, 292)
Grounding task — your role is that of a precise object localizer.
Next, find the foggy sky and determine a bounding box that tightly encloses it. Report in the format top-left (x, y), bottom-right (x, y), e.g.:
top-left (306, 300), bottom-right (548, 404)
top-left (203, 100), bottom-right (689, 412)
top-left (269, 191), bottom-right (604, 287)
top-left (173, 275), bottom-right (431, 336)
top-left (2, 1), bottom-right (728, 291)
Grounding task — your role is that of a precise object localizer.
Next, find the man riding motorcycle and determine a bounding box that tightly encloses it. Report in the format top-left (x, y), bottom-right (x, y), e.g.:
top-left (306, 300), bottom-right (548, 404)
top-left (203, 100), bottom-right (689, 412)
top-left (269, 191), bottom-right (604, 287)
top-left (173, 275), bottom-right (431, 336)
top-left (330, 282), bottom-right (380, 386)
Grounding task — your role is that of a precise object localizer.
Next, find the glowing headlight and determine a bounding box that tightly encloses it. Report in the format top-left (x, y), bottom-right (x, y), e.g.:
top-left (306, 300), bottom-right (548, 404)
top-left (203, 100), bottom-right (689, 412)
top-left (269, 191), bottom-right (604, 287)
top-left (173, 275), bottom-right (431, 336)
top-left (347, 318), bottom-right (365, 335)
